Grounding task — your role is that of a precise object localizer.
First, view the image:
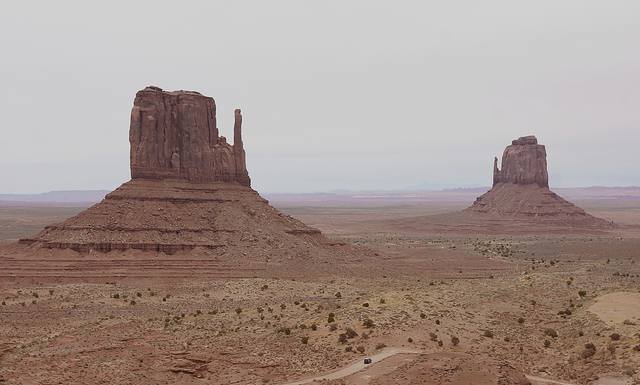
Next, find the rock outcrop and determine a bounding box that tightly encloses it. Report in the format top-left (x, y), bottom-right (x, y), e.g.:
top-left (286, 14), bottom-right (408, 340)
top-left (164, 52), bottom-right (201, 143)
top-left (130, 86), bottom-right (250, 186)
top-left (492, 135), bottom-right (548, 187)
top-left (467, 136), bottom-right (610, 227)
top-left (19, 87), bottom-right (336, 265)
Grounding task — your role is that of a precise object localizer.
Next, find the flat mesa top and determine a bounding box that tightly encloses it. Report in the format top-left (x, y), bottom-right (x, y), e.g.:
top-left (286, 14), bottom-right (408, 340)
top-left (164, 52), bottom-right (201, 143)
top-left (511, 135), bottom-right (538, 145)
top-left (139, 86), bottom-right (209, 98)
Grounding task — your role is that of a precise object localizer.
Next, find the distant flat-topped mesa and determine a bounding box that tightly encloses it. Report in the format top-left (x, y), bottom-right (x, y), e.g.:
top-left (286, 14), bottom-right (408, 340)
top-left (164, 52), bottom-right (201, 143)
top-left (130, 86), bottom-right (250, 186)
top-left (492, 135), bottom-right (548, 187)
top-left (466, 135), bottom-right (611, 227)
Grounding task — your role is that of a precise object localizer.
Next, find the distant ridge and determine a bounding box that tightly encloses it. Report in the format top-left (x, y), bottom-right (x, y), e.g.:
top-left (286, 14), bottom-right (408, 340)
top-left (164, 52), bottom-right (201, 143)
top-left (0, 190), bottom-right (109, 203)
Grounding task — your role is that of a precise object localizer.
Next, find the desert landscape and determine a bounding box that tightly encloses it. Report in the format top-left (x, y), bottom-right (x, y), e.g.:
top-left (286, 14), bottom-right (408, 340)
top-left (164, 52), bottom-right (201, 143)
top-left (1, 89), bottom-right (639, 385)
top-left (2, 3), bottom-right (640, 384)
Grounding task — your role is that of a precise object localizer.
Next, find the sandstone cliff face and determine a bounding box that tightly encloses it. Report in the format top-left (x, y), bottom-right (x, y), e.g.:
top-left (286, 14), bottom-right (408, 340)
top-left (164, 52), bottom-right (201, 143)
top-left (129, 86), bottom-right (250, 186)
top-left (493, 135), bottom-right (548, 187)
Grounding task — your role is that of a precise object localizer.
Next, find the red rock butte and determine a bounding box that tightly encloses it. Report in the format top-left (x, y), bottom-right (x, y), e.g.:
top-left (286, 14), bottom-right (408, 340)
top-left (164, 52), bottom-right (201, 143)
top-left (11, 87), bottom-right (355, 280)
top-left (130, 86), bottom-right (250, 186)
top-left (465, 135), bottom-right (610, 227)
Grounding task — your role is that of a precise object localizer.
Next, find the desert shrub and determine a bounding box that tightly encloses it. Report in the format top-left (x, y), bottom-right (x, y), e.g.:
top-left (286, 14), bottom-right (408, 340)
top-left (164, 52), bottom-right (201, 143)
top-left (49, 289), bottom-right (54, 296)
top-left (429, 332), bottom-right (438, 342)
top-left (420, 312), bottom-right (426, 319)
top-left (345, 346), bottom-right (353, 352)
top-left (379, 298), bottom-right (386, 304)
top-left (361, 332), bottom-right (369, 340)
top-left (451, 336), bottom-right (460, 346)
top-left (261, 284), bottom-right (268, 291)
top-left (362, 302), bottom-right (369, 307)
top-left (438, 340), bottom-right (443, 347)
top-left (578, 290), bottom-right (587, 297)
top-left (113, 293), bottom-right (120, 299)
top-left (581, 343), bottom-right (596, 358)
top-left (294, 301), bottom-right (300, 305)
top-left (544, 328), bottom-right (558, 338)
top-left (632, 345), bottom-right (640, 352)
top-left (299, 323), bottom-right (307, 329)
top-left (338, 333), bottom-right (348, 344)
top-left (310, 323), bottom-right (317, 331)
top-left (277, 327), bottom-right (291, 335)
top-left (32, 292), bottom-right (39, 298)
top-left (483, 330), bottom-right (494, 338)
top-left (435, 319), bottom-right (440, 325)
top-left (235, 307), bottom-right (242, 315)
top-left (1, 301), bottom-right (5, 306)
top-left (257, 307), bottom-right (264, 314)
top-left (329, 324), bottom-right (338, 332)
top-left (407, 337), bottom-right (413, 343)
top-left (301, 336), bottom-right (309, 344)
top-left (517, 317), bottom-right (525, 324)
top-left (136, 292), bottom-right (142, 298)
top-left (335, 292), bottom-right (342, 299)
top-left (327, 313), bottom-right (335, 323)
top-left (356, 346), bottom-right (365, 353)
top-left (376, 342), bottom-right (387, 349)
top-left (610, 333), bottom-right (621, 341)
top-left (345, 328), bottom-right (358, 339)
top-left (130, 300), bottom-right (136, 305)
top-left (280, 304), bottom-right (286, 310)
top-left (558, 309), bottom-right (572, 316)
top-left (544, 340), bottom-right (551, 348)
top-left (363, 318), bottom-right (375, 328)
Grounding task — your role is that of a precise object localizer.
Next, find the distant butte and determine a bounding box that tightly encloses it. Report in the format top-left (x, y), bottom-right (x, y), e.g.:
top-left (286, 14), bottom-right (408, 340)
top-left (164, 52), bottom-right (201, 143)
top-left (465, 135), bottom-right (611, 227)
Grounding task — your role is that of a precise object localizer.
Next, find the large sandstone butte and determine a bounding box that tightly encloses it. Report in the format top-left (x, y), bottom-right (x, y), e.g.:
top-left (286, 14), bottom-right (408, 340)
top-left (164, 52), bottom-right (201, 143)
top-left (466, 135), bottom-right (610, 226)
top-left (129, 86), bottom-right (250, 186)
top-left (9, 87), bottom-right (353, 279)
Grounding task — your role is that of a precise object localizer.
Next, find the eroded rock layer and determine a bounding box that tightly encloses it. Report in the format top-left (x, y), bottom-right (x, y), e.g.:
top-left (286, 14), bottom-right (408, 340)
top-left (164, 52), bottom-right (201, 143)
top-left (21, 179), bottom-right (322, 254)
top-left (467, 136), bottom-right (610, 227)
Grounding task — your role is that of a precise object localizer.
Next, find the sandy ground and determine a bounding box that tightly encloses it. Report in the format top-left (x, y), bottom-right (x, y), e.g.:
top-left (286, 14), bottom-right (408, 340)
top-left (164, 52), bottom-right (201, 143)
top-left (1, 194), bottom-right (640, 384)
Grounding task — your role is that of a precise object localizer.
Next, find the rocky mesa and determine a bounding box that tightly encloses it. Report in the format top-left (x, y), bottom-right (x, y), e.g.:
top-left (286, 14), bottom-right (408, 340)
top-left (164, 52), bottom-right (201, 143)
top-left (8, 87), bottom-right (357, 280)
top-left (466, 135), bottom-right (611, 227)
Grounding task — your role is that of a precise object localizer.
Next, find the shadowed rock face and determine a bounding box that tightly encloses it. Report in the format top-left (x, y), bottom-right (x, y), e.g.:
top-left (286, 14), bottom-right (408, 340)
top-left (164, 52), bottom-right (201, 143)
top-left (129, 86), bottom-right (250, 186)
top-left (493, 135), bottom-right (548, 187)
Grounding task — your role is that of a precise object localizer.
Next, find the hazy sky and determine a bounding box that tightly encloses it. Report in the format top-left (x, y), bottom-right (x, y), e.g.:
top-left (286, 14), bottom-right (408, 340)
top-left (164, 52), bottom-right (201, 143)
top-left (1, 1), bottom-right (639, 194)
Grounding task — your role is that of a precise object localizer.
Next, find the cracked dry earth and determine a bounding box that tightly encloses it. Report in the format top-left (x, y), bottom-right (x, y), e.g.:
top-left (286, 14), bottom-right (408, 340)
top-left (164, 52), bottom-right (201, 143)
top-left (1, 233), bottom-right (640, 384)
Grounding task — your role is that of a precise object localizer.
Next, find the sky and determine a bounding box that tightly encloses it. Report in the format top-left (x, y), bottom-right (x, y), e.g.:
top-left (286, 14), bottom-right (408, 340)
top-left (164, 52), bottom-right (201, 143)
top-left (1, 1), bottom-right (639, 194)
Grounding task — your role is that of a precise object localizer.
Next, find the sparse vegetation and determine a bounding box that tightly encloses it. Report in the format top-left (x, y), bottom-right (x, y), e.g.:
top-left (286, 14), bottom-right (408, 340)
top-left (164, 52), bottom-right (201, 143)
top-left (581, 343), bottom-right (597, 358)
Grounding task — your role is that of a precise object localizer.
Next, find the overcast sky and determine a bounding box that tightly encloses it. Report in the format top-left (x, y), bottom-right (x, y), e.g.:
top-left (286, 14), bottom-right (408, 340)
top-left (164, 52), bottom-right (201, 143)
top-left (1, 1), bottom-right (638, 194)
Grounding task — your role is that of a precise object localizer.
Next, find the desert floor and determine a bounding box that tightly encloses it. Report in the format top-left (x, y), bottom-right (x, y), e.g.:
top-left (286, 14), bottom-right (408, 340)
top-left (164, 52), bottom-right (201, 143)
top-left (1, 193), bottom-right (640, 385)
